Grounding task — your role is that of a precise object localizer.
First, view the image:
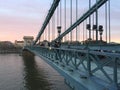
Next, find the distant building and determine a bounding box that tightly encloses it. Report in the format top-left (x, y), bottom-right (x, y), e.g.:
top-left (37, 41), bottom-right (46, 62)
top-left (0, 41), bottom-right (14, 47)
top-left (23, 36), bottom-right (34, 46)
top-left (15, 40), bottom-right (24, 47)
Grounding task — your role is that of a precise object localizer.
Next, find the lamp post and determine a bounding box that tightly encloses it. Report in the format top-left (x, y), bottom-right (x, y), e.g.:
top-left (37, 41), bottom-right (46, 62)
top-left (99, 25), bottom-right (103, 41)
top-left (57, 26), bottom-right (61, 37)
top-left (86, 24), bottom-right (92, 41)
top-left (92, 25), bottom-right (97, 40)
top-left (87, 24), bottom-right (91, 30)
top-left (57, 26), bottom-right (61, 47)
top-left (93, 25), bottom-right (97, 31)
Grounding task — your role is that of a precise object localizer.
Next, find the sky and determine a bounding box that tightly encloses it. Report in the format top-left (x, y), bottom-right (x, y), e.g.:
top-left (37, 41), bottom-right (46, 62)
top-left (0, 0), bottom-right (120, 43)
top-left (0, 0), bottom-right (52, 42)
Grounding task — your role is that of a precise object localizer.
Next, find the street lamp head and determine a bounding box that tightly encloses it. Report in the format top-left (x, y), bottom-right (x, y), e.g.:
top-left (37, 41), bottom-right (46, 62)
top-left (93, 25), bottom-right (97, 30)
top-left (99, 25), bottom-right (103, 34)
top-left (99, 25), bottom-right (103, 31)
top-left (86, 24), bottom-right (91, 30)
top-left (57, 26), bottom-right (61, 33)
top-left (99, 25), bottom-right (103, 33)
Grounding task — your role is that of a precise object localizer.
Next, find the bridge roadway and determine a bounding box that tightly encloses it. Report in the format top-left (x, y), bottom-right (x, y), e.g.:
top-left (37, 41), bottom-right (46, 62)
top-left (23, 45), bottom-right (120, 90)
top-left (62, 44), bottom-right (120, 53)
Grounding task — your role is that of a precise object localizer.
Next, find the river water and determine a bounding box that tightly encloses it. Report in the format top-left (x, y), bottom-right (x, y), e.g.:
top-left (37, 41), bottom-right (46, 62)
top-left (0, 53), bottom-right (71, 90)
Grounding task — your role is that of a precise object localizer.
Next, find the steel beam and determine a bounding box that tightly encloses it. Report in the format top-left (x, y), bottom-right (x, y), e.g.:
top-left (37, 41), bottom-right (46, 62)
top-left (25, 46), bottom-right (120, 90)
top-left (53, 0), bottom-right (108, 42)
top-left (33, 0), bottom-right (60, 45)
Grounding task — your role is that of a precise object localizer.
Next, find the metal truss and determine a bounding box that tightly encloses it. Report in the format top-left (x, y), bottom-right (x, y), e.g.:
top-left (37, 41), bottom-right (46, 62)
top-left (27, 46), bottom-right (120, 89)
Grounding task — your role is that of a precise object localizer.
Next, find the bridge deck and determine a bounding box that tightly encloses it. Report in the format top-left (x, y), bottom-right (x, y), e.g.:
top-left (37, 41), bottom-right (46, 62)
top-left (24, 46), bottom-right (120, 90)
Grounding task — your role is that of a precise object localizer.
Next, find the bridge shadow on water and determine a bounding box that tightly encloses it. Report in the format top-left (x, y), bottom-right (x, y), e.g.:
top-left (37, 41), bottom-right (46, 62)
top-left (22, 51), bottom-right (51, 90)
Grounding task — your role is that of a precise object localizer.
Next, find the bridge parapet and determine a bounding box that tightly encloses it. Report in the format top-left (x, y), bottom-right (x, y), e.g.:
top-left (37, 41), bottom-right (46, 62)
top-left (24, 46), bottom-right (120, 90)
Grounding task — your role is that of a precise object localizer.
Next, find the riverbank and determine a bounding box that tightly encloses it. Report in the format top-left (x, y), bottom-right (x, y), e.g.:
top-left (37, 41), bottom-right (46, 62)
top-left (0, 48), bottom-right (22, 54)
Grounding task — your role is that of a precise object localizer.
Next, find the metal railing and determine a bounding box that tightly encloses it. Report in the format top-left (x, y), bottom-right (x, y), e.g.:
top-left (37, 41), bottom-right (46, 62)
top-left (26, 46), bottom-right (120, 88)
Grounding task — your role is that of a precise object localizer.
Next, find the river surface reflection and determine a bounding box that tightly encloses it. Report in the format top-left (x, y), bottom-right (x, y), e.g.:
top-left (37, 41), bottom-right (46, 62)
top-left (0, 53), bottom-right (71, 90)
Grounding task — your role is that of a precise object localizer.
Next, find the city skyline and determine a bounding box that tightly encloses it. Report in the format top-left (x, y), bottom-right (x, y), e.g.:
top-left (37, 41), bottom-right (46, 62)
top-left (0, 0), bottom-right (120, 43)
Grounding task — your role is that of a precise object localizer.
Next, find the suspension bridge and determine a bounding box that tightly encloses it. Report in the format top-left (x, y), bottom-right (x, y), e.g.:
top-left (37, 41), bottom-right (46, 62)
top-left (23, 0), bottom-right (120, 90)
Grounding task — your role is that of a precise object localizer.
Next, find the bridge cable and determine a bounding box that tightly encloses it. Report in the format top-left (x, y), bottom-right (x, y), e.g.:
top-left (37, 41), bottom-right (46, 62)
top-left (52, 14), bottom-right (55, 40)
top-left (48, 21), bottom-right (50, 42)
top-left (96, 0), bottom-right (98, 41)
top-left (64, 0), bottom-right (66, 42)
top-left (42, 29), bottom-right (44, 41)
top-left (89, 0), bottom-right (91, 40)
top-left (44, 27), bottom-right (46, 41)
top-left (51, 20), bottom-right (52, 42)
top-left (52, 0), bottom-right (108, 43)
top-left (44, 28), bottom-right (46, 40)
top-left (108, 0), bottom-right (111, 43)
top-left (105, 2), bottom-right (108, 43)
top-left (70, 0), bottom-right (73, 43)
top-left (86, 19), bottom-right (88, 40)
top-left (60, 0), bottom-right (62, 27)
top-left (83, 21), bottom-right (85, 42)
top-left (45, 25), bottom-right (48, 41)
top-left (76, 0), bottom-right (78, 41)
top-left (60, 0), bottom-right (62, 42)
top-left (79, 23), bottom-right (81, 42)
top-left (92, 13), bottom-right (95, 40)
top-left (57, 5), bottom-right (59, 26)
top-left (45, 23), bottom-right (47, 41)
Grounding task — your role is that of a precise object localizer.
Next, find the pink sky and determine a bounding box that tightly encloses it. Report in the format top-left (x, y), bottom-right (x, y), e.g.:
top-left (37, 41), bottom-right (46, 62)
top-left (0, 0), bottom-right (120, 43)
top-left (0, 0), bottom-right (51, 42)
